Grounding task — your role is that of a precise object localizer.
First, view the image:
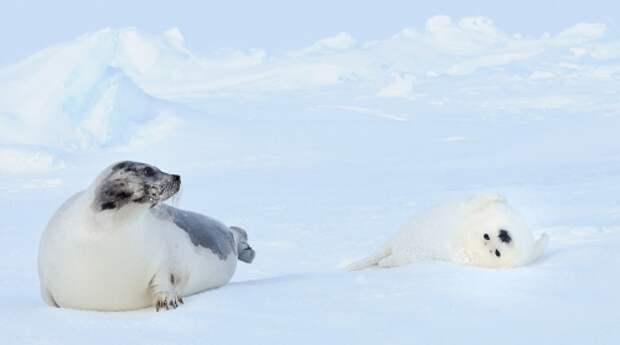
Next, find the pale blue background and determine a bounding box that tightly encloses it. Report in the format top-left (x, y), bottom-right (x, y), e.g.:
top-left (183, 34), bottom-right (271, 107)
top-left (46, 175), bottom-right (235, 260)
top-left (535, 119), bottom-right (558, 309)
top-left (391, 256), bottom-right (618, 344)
top-left (2, 0), bottom-right (619, 66)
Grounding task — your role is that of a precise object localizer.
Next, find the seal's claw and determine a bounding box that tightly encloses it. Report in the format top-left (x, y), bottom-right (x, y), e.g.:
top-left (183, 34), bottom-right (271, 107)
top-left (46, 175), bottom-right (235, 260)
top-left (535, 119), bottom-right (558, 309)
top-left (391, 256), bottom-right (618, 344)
top-left (154, 293), bottom-right (183, 312)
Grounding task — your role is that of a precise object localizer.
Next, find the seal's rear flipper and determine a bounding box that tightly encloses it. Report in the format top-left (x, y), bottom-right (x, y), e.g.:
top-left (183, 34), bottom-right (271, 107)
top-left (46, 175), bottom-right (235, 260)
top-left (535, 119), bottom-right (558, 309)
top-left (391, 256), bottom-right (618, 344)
top-left (529, 233), bottom-right (549, 264)
top-left (346, 247), bottom-right (391, 271)
top-left (230, 226), bottom-right (255, 264)
top-left (238, 245), bottom-right (256, 263)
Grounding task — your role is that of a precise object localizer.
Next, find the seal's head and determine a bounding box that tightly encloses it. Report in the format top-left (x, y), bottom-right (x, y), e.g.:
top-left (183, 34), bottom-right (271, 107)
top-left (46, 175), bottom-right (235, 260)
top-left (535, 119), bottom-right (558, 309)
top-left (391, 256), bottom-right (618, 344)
top-left (92, 161), bottom-right (181, 212)
top-left (458, 194), bottom-right (548, 268)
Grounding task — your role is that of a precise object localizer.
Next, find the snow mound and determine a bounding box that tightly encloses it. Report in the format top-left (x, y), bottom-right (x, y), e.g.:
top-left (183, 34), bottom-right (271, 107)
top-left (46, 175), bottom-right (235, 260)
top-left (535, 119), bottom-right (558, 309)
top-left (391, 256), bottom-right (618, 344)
top-left (0, 28), bottom-right (190, 149)
top-left (0, 148), bottom-right (64, 174)
top-left (1, 19), bottom-right (618, 150)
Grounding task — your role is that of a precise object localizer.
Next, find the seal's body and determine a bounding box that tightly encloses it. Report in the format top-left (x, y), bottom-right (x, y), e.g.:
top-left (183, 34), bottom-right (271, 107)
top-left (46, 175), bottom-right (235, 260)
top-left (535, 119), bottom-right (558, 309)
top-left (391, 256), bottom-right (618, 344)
top-left (348, 194), bottom-right (548, 270)
top-left (38, 161), bottom-right (255, 311)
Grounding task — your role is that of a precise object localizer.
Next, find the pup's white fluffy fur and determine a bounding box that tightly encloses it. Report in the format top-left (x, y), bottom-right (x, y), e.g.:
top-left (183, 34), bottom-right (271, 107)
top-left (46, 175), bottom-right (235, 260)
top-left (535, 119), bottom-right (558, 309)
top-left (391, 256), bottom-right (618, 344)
top-left (348, 194), bottom-right (548, 270)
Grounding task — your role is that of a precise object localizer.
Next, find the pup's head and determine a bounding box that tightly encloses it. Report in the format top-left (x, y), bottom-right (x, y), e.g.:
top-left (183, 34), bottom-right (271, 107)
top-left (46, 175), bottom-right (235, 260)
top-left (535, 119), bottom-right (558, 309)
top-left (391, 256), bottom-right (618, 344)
top-left (92, 161), bottom-right (181, 212)
top-left (459, 194), bottom-right (547, 268)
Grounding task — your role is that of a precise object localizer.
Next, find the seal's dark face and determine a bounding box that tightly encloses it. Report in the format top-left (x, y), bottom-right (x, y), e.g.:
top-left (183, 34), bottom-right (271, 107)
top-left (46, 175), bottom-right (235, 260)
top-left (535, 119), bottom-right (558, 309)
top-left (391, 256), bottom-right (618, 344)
top-left (94, 161), bottom-right (181, 211)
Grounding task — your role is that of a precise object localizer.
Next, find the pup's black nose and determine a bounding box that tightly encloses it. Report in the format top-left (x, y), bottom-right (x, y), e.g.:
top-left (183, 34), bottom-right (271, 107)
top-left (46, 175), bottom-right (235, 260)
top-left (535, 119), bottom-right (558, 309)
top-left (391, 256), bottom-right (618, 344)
top-left (172, 174), bottom-right (181, 183)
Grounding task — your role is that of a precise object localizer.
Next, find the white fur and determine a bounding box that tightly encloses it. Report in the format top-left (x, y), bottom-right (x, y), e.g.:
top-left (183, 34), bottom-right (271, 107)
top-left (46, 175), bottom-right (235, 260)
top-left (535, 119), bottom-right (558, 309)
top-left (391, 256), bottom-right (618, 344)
top-left (38, 168), bottom-right (237, 311)
top-left (348, 194), bottom-right (549, 270)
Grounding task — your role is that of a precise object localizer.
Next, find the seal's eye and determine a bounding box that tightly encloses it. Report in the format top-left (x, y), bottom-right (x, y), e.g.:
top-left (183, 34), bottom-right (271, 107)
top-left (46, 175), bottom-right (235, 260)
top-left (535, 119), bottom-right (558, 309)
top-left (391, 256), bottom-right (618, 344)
top-left (143, 167), bottom-right (156, 177)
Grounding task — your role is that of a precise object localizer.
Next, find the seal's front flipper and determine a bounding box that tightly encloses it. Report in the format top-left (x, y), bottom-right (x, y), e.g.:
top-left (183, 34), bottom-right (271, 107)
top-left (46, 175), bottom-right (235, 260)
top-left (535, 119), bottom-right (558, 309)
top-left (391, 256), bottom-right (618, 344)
top-left (149, 272), bottom-right (184, 312)
top-left (153, 291), bottom-right (184, 312)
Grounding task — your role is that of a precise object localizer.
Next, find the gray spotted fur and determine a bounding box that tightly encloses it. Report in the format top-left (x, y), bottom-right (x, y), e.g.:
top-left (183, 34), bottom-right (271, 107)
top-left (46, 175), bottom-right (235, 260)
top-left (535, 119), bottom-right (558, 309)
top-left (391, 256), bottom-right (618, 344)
top-left (152, 204), bottom-right (254, 263)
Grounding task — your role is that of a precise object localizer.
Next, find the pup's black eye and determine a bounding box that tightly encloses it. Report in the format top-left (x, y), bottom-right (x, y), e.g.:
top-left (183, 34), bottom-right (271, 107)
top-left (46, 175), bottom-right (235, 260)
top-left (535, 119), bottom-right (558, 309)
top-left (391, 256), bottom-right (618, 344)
top-left (495, 249), bottom-right (501, 257)
top-left (483, 233), bottom-right (490, 240)
top-left (143, 167), bottom-right (156, 177)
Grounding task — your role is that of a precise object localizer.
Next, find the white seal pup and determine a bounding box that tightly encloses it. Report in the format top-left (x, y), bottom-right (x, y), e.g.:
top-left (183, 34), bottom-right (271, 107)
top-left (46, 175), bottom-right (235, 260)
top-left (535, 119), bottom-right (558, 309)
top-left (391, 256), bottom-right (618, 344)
top-left (38, 161), bottom-right (255, 311)
top-left (347, 194), bottom-right (548, 270)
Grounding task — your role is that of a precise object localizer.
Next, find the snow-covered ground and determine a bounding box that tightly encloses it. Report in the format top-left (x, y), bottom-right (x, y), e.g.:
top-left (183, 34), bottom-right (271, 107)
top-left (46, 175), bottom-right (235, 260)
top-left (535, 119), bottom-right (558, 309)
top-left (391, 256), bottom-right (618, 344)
top-left (1, 18), bottom-right (620, 344)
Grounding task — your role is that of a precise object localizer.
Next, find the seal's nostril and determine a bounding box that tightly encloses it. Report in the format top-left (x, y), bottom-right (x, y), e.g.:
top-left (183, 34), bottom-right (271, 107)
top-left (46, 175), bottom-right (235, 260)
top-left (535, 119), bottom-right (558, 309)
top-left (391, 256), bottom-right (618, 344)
top-left (498, 229), bottom-right (512, 244)
top-left (172, 175), bottom-right (181, 182)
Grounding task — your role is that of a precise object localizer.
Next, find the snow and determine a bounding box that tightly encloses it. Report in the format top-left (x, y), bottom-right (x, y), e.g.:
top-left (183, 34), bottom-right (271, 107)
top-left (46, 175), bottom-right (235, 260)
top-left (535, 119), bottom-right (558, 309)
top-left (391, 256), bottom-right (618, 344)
top-left (297, 32), bottom-right (357, 55)
top-left (555, 22), bottom-right (608, 45)
top-left (1, 18), bottom-right (620, 344)
top-left (377, 73), bottom-right (416, 100)
top-left (3, 16), bottom-right (619, 151)
top-left (589, 41), bottom-right (620, 60)
top-left (0, 148), bottom-right (64, 175)
top-left (0, 28), bottom-right (190, 148)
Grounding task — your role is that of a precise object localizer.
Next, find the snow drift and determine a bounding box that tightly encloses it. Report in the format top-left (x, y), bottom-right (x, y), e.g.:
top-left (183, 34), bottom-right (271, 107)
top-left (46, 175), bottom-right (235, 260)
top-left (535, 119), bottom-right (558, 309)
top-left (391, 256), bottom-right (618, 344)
top-left (0, 28), bottom-right (190, 149)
